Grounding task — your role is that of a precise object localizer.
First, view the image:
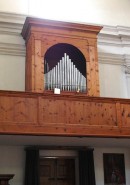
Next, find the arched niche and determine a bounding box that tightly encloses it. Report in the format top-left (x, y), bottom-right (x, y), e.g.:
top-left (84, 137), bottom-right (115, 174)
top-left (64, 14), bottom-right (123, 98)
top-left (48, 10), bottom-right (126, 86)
top-left (22, 17), bottom-right (102, 96)
top-left (44, 43), bottom-right (87, 92)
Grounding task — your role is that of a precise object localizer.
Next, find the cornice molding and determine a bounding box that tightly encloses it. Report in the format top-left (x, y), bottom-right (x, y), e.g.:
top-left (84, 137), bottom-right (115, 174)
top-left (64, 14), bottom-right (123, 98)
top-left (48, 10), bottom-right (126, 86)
top-left (98, 34), bottom-right (122, 47)
top-left (98, 33), bottom-right (130, 47)
top-left (98, 25), bottom-right (130, 47)
top-left (0, 42), bottom-right (25, 56)
top-left (0, 12), bottom-right (130, 58)
top-left (0, 12), bottom-right (26, 56)
top-left (0, 11), bottom-right (26, 24)
top-left (98, 53), bottom-right (125, 65)
top-left (0, 22), bottom-right (23, 35)
top-left (99, 53), bottom-right (130, 65)
top-left (0, 12), bottom-right (26, 36)
top-left (117, 26), bottom-right (130, 36)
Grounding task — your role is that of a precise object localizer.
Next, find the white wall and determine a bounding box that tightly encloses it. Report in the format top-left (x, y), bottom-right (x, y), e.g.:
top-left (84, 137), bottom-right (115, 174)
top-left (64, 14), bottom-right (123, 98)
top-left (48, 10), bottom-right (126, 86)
top-left (0, 146), bottom-right (25, 185)
top-left (98, 25), bottom-right (130, 98)
top-left (94, 148), bottom-right (130, 185)
top-left (0, 55), bottom-right (25, 91)
top-left (0, 0), bottom-right (28, 14)
top-left (126, 74), bottom-right (130, 98)
top-left (99, 63), bottom-right (128, 98)
top-left (0, 0), bottom-right (130, 27)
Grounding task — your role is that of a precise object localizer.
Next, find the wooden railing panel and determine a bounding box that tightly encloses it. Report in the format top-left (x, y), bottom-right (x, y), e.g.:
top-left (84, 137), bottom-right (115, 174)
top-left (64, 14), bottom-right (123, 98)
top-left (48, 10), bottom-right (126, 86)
top-left (121, 103), bottom-right (130, 127)
top-left (0, 95), bottom-right (38, 125)
top-left (0, 91), bottom-right (130, 137)
top-left (39, 98), bottom-right (117, 126)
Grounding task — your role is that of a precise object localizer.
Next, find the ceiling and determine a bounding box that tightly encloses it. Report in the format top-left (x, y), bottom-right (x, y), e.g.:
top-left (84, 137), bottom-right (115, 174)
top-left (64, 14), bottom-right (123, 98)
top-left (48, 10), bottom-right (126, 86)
top-left (0, 135), bottom-right (130, 148)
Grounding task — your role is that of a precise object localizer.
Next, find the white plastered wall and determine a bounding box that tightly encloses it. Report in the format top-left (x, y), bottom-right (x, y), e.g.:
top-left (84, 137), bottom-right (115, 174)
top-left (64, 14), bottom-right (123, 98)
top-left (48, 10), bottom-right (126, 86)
top-left (99, 63), bottom-right (128, 98)
top-left (0, 55), bottom-right (25, 91)
top-left (126, 74), bottom-right (130, 98)
top-left (0, 146), bottom-right (25, 185)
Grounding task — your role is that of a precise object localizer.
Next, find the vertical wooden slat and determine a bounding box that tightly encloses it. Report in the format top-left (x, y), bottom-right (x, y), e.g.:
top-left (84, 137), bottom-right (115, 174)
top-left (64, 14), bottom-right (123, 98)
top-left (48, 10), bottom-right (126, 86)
top-left (88, 45), bottom-right (100, 96)
top-left (87, 61), bottom-right (91, 95)
top-left (95, 45), bottom-right (100, 96)
top-left (34, 39), bottom-right (44, 92)
top-left (116, 102), bottom-right (122, 129)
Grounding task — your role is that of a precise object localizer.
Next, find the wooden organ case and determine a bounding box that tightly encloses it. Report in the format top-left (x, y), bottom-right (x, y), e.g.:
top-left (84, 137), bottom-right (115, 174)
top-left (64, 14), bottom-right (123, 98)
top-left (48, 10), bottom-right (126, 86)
top-left (22, 17), bottom-right (102, 96)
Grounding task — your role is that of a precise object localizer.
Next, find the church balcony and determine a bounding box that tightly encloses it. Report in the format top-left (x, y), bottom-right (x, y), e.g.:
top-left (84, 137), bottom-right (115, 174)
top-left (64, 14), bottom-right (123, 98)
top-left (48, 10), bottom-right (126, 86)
top-left (0, 90), bottom-right (130, 138)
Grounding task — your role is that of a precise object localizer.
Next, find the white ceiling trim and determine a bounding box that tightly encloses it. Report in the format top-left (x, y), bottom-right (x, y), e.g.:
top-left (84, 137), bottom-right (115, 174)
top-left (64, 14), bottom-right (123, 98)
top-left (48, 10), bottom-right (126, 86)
top-left (0, 11), bottom-right (26, 24)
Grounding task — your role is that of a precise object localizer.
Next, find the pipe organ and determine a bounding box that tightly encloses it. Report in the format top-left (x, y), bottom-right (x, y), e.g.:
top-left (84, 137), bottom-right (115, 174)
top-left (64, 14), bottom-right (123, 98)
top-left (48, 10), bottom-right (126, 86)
top-left (22, 17), bottom-right (102, 96)
top-left (44, 53), bottom-right (86, 92)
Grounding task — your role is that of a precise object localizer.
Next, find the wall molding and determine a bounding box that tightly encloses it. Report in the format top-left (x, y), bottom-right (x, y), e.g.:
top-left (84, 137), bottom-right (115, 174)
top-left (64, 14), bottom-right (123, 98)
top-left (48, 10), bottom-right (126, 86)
top-left (0, 22), bottom-right (23, 35)
top-left (0, 11), bottom-right (130, 61)
top-left (0, 11), bottom-right (26, 24)
top-left (98, 33), bottom-right (130, 47)
top-left (98, 53), bottom-right (125, 65)
top-left (98, 34), bottom-right (122, 47)
top-left (0, 42), bottom-right (25, 56)
top-left (99, 53), bottom-right (130, 65)
top-left (0, 12), bottom-right (25, 36)
top-left (98, 25), bottom-right (130, 47)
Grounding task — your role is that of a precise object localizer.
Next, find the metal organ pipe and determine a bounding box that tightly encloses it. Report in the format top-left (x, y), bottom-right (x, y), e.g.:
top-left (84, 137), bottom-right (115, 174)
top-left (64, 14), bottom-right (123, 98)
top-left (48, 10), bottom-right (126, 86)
top-left (44, 53), bottom-right (86, 92)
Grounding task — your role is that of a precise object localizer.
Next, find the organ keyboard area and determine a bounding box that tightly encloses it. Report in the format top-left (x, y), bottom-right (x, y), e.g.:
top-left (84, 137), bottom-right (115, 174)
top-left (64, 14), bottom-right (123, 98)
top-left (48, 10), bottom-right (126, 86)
top-left (44, 53), bottom-right (86, 93)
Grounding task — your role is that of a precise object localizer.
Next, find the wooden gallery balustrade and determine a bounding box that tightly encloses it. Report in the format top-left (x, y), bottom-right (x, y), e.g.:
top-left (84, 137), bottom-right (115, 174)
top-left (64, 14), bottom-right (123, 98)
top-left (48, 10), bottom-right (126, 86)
top-left (0, 90), bottom-right (130, 137)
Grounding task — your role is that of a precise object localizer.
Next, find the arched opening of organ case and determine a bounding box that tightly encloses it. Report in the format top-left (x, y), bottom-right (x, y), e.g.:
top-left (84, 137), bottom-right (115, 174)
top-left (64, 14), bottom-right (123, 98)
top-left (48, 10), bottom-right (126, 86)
top-left (44, 43), bottom-right (87, 93)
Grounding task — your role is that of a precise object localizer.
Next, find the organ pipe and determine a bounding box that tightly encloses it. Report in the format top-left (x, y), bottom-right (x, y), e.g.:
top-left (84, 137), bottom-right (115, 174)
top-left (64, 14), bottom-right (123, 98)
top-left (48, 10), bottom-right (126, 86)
top-left (44, 53), bottom-right (86, 92)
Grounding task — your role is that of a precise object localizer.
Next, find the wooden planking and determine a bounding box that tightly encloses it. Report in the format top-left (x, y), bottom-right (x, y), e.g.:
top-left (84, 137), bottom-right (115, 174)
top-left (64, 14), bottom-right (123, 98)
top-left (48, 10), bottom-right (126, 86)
top-left (0, 91), bottom-right (130, 137)
top-left (88, 46), bottom-right (100, 96)
top-left (121, 103), bottom-right (130, 127)
top-left (39, 97), bottom-right (117, 126)
top-left (26, 35), bottom-right (32, 91)
top-left (95, 45), bottom-right (100, 96)
top-left (26, 34), bottom-right (35, 91)
top-left (34, 39), bottom-right (43, 92)
top-left (0, 95), bottom-right (37, 125)
top-left (41, 34), bottom-right (90, 60)
top-left (116, 102), bottom-right (122, 129)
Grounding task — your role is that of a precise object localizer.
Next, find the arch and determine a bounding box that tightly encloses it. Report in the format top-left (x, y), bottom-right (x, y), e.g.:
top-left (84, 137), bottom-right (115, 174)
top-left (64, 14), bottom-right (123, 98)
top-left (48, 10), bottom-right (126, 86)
top-left (44, 43), bottom-right (86, 77)
top-left (44, 43), bottom-right (87, 92)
